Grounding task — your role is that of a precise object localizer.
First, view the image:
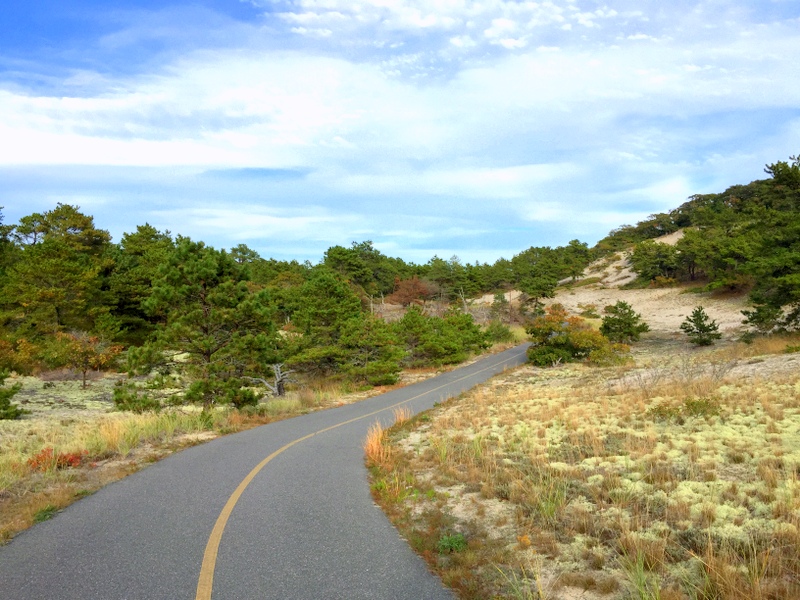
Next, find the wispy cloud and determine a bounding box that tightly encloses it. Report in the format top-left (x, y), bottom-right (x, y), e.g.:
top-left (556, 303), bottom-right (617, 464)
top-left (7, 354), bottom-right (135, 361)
top-left (151, 205), bottom-right (359, 242)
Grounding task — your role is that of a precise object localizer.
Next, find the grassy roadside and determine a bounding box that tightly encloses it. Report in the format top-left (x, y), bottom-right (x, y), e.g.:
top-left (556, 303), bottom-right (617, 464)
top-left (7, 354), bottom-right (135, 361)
top-left (0, 364), bottom-right (431, 544)
top-left (366, 335), bottom-right (800, 599)
top-left (0, 341), bottom-right (522, 545)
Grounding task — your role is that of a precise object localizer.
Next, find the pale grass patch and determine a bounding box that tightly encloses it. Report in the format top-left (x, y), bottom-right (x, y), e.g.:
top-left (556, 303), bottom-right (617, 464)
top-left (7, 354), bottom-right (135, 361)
top-left (368, 339), bottom-right (800, 599)
top-left (715, 333), bottom-right (800, 361)
top-left (261, 397), bottom-right (302, 415)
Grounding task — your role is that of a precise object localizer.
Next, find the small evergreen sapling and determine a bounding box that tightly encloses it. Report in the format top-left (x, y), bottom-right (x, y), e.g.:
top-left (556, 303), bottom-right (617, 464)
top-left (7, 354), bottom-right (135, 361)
top-left (680, 306), bottom-right (722, 346)
top-left (600, 301), bottom-right (650, 342)
top-left (0, 370), bottom-right (24, 420)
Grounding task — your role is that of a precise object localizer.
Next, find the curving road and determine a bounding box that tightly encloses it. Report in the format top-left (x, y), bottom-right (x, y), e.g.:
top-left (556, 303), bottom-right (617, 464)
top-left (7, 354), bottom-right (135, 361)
top-left (0, 344), bottom-right (529, 600)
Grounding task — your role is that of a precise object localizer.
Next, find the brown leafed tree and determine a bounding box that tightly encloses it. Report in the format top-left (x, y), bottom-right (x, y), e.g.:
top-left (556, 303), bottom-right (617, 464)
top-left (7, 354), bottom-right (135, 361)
top-left (387, 276), bottom-right (431, 306)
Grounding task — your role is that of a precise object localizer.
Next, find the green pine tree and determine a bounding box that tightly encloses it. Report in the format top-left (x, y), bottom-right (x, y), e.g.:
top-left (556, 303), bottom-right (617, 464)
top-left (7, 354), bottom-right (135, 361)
top-left (0, 370), bottom-right (24, 420)
top-left (600, 301), bottom-right (650, 342)
top-left (680, 306), bottom-right (722, 346)
top-left (131, 238), bottom-right (279, 408)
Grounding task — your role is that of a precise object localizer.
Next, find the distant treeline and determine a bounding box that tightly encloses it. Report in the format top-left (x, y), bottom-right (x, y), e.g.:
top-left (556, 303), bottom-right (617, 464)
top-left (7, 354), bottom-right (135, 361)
top-left (0, 205), bottom-right (590, 345)
top-left (0, 201), bottom-right (589, 405)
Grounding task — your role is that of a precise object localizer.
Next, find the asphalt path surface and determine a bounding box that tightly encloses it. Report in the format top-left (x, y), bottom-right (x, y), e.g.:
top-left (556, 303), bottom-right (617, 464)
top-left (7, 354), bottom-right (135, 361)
top-left (0, 344), bottom-right (529, 600)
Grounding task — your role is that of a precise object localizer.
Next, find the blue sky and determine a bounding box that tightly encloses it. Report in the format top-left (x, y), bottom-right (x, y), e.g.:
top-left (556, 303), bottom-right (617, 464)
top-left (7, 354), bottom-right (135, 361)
top-left (1, 1), bottom-right (799, 264)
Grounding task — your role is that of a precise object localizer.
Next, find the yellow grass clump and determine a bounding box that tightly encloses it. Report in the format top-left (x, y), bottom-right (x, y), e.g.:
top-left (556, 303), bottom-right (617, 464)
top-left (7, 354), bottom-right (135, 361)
top-left (363, 421), bottom-right (392, 469)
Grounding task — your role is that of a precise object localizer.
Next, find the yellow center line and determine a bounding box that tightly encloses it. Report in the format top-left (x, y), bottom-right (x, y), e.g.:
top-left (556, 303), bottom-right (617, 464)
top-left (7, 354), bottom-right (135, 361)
top-left (195, 347), bottom-right (527, 600)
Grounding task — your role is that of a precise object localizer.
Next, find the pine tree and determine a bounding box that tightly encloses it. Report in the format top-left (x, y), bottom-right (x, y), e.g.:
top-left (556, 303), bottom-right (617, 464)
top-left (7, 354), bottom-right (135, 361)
top-left (1, 204), bottom-right (112, 335)
top-left (680, 306), bottom-right (722, 346)
top-left (131, 238), bottom-right (279, 408)
top-left (600, 301), bottom-right (650, 342)
top-left (0, 370), bottom-right (23, 420)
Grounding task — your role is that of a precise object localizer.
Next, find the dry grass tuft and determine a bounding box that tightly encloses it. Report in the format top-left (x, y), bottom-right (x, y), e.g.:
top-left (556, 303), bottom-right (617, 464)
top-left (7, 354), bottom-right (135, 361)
top-left (393, 406), bottom-right (412, 425)
top-left (363, 421), bottom-right (391, 469)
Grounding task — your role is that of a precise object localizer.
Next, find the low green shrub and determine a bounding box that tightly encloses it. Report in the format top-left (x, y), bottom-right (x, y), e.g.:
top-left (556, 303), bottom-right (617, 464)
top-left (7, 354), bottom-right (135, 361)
top-left (681, 306), bottom-right (722, 346)
top-left (527, 346), bottom-right (574, 367)
top-left (0, 370), bottom-right (24, 420)
top-left (526, 304), bottom-right (625, 367)
top-left (226, 386), bottom-right (258, 409)
top-left (113, 381), bottom-right (161, 413)
top-left (437, 532), bottom-right (468, 554)
top-left (484, 320), bottom-right (515, 343)
top-left (600, 301), bottom-right (650, 343)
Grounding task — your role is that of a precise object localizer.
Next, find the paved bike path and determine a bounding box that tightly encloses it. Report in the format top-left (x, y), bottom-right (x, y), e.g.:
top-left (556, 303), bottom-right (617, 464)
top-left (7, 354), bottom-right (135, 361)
top-left (0, 344), bottom-right (529, 600)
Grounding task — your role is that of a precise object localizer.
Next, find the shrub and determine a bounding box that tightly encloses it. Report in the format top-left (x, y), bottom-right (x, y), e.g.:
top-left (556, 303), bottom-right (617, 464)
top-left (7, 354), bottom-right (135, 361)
top-left (680, 306), bottom-right (722, 346)
top-left (387, 276), bottom-right (432, 306)
top-left (646, 396), bottom-right (721, 422)
top-left (28, 448), bottom-right (88, 471)
top-left (588, 342), bottom-right (631, 366)
top-left (629, 239), bottom-right (679, 282)
top-left (54, 332), bottom-right (123, 388)
top-left (490, 292), bottom-right (510, 319)
top-left (393, 306), bottom-right (488, 367)
top-left (337, 316), bottom-right (404, 385)
top-left (742, 303), bottom-right (791, 335)
top-left (600, 301), bottom-right (650, 343)
top-left (225, 385), bottom-right (258, 409)
top-left (525, 304), bottom-right (622, 366)
top-left (0, 340), bottom-right (15, 371)
top-left (358, 361), bottom-right (402, 386)
top-left (484, 320), bottom-right (515, 343)
top-left (568, 328), bottom-right (612, 359)
top-left (577, 303), bottom-right (601, 318)
top-left (527, 346), bottom-right (574, 367)
top-left (113, 381), bottom-right (162, 413)
top-left (683, 396), bottom-right (721, 418)
top-left (0, 370), bottom-right (24, 420)
top-left (650, 276), bottom-right (677, 288)
top-left (437, 532), bottom-right (468, 554)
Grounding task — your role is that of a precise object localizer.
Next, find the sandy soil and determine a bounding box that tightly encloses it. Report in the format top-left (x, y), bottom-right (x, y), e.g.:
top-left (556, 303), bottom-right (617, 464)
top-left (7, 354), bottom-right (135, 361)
top-left (474, 230), bottom-right (748, 335)
top-left (557, 233), bottom-right (747, 334)
top-left (555, 285), bottom-right (748, 335)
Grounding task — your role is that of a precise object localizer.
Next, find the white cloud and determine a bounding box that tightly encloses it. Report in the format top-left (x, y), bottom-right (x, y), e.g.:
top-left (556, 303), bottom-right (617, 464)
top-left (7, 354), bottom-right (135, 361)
top-left (151, 205), bottom-right (363, 243)
top-left (484, 17), bottom-right (518, 39)
top-left (449, 35), bottom-right (476, 48)
top-left (495, 37), bottom-right (528, 49)
top-left (334, 163), bottom-right (579, 199)
top-left (2, 12), bottom-right (798, 173)
top-left (263, 0), bottom-right (578, 52)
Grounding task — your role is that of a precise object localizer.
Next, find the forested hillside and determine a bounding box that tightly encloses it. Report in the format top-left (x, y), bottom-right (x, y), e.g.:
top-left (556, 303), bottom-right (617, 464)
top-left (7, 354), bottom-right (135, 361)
top-left (597, 155), bottom-right (800, 332)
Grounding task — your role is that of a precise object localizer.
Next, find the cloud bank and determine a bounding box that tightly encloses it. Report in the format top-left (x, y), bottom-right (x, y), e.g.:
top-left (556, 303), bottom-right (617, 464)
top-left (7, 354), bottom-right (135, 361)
top-left (1, 0), bottom-right (798, 262)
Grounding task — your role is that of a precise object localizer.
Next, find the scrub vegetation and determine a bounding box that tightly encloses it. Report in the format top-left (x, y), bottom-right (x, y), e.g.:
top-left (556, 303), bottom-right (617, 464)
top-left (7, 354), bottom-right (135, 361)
top-left (368, 333), bottom-right (800, 599)
top-left (0, 205), bottom-right (584, 419)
